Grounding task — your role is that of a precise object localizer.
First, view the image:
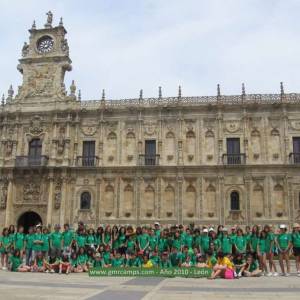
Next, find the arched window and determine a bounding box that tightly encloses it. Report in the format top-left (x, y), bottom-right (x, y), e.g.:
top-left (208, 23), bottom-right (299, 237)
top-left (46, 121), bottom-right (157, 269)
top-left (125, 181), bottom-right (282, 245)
top-left (80, 192), bottom-right (91, 210)
top-left (230, 191), bottom-right (240, 211)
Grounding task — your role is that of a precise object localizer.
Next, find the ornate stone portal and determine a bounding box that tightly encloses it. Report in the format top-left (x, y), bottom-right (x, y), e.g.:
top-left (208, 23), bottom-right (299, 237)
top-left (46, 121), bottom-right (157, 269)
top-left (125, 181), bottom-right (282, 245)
top-left (1, 12), bottom-right (300, 228)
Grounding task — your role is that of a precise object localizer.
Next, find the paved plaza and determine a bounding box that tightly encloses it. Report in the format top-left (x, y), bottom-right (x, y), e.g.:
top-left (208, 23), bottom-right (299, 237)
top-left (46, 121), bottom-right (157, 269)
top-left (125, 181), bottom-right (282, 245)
top-left (0, 269), bottom-right (300, 300)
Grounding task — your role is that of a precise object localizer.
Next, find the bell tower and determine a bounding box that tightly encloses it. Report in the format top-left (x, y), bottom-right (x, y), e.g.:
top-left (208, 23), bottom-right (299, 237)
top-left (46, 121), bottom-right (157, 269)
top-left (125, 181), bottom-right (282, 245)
top-left (15, 12), bottom-right (73, 103)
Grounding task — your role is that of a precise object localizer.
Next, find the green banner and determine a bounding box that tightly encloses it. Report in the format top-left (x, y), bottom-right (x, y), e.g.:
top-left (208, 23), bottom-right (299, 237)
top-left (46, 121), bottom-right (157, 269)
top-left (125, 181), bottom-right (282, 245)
top-left (89, 267), bottom-right (211, 278)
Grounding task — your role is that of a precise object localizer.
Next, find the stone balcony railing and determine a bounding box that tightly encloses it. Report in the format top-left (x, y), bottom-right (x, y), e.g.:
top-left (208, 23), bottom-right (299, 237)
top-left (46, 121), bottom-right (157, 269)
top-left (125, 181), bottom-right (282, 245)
top-left (15, 155), bottom-right (49, 167)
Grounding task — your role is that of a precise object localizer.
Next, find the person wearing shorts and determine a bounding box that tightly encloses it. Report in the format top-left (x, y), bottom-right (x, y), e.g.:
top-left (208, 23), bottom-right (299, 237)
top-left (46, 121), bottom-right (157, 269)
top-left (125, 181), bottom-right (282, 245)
top-left (291, 223), bottom-right (300, 276)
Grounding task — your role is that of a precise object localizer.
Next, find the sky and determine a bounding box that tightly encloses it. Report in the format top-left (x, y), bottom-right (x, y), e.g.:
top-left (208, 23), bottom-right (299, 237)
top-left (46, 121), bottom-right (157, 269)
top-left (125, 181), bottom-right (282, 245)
top-left (0, 0), bottom-right (299, 100)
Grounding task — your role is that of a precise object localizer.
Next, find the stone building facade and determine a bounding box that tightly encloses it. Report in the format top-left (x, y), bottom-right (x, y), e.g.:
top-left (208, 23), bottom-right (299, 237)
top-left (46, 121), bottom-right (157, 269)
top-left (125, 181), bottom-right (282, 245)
top-left (1, 13), bottom-right (300, 230)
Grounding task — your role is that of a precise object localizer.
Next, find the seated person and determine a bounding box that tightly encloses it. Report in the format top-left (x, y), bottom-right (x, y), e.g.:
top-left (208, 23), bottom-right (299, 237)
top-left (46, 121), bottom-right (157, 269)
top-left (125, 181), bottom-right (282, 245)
top-left (8, 249), bottom-right (30, 272)
top-left (44, 250), bottom-right (60, 273)
top-left (239, 255), bottom-right (262, 277)
top-left (159, 252), bottom-right (172, 268)
top-left (142, 254), bottom-right (153, 268)
top-left (210, 251), bottom-right (234, 279)
top-left (93, 252), bottom-right (105, 268)
top-left (59, 252), bottom-right (71, 274)
top-left (195, 254), bottom-right (208, 268)
top-left (31, 252), bottom-right (45, 272)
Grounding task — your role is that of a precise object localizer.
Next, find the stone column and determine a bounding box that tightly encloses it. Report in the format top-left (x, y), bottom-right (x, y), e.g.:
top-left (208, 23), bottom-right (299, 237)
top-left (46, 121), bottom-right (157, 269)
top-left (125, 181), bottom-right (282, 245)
top-left (46, 174), bottom-right (54, 227)
top-left (59, 176), bottom-right (68, 225)
top-left (177, 176), bottom-right (183, 224)
top-left (5, 176), bottom-right (14, 227)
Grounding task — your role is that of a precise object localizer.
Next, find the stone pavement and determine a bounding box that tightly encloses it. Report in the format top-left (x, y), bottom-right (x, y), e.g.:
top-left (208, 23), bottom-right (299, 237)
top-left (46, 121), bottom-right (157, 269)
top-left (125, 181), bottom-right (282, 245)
top-left (0, 270), bottom-right (299, 300)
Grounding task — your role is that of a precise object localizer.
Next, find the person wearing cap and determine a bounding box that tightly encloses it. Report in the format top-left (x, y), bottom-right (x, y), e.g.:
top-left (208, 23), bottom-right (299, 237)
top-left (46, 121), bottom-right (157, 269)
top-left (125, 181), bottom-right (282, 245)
top-left (276, 224), bottom-right (292, 276)
top-left (264, 224), bottom-right (278, 276)
top-left (220, 228), bottom-right (232, 255)
top-left (159, 251), bottom-right (172, 268)
top-left (154, 222), bottom-right (161, 239)
top-left (291, 223), bottom-right (300, 276)
top-left (201, 228), bottom-right (210, 254)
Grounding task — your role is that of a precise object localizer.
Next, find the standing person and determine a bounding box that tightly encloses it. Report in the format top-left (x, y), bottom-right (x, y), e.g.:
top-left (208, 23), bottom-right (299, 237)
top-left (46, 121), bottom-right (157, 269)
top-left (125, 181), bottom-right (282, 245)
top-left (264, 225), bottom-right (278, 276)
top-left (95, 226), bottom-right (104, 249)
top-left (50, 224), bottom-right (63, 257)
top-left (62, 224), bottom-right (74, 253)
top-left (249, 225), bottom-right (260, 257)
top-left (8, 225), bottom-right (16, 251)
top-left (14, 226), bottom-right (25, 253)
top-left (25, 226), bottom-right (35, 266)
top-left (0, 227), bottom-right (11, 270)
top-left (103, 225), bottom-right (112, 248)
top-left (86, 228), bottom-right (96, 250)
top-left (257, 230), bottom-right (268, 275)
top-left (41, 227), bottom-right (50, 258)
top-left (200, 228), bottom-right (210, 255)
top-left (291, 223), bottom-right (300, 276)
top-left (32, 225), bottom-right (44, 261)
top-left (234, 228), bottom-right (246, 254)
top-left (138, 226), bottom-right (150, 253)
top-left (220, 228), bottom-right (232, 255)
top-left (276, 224), bottom-right (292, 276)
top-left (154, 222), bottom-right (161, 239)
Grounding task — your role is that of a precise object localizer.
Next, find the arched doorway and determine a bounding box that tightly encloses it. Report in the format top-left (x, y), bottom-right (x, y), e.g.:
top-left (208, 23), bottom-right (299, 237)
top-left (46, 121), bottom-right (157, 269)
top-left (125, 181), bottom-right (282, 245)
top-left (17, 211), bottom-right (42, 233)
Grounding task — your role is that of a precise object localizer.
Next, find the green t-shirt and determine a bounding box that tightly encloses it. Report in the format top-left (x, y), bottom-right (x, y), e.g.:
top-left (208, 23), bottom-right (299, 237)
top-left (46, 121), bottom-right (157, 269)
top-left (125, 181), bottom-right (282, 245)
top-left (201, 235), bottom-right (210, 253)
top-left (70, 257), bottom-right (78, 267)
top-left (249, 261), bottom-right (258, 272)
top-left (14, 233), bottom-right (25, 251)
top-left (158, 238), bottom-right (167, 253)
top-left (138, 233), bottom-right (150, 250)
top-left (235, 236), bottom-right (246, 253)
top-left (95, 234), bottom-right (103, 246)
top-left (249, 234), bottom-right (259, 252)
top-left (41, 234), bottom-right (50, 252)
top-left (221, 236), bottom-right (232, 254)
top-left (193, 235), bottom-right (201, 249)
top-left (172, 239), bottom-right (182, 251)
top-left (169, 252), bottom-right (183, 267)
top-left (36, 257), bottom-right (44, 267)
top-left (277, 233), bottom-right (291, 250)
top-left (160, 259), bottom-right (172, 268)
top-left (150, 255), bottom-right (160, 266)
top-left (9, 255), bottom-right (22, 271)
top-left (103, 251), bottom-right (111, 265)
top-left (51, 232), bottom-right (62, 249)
top-left (118, 234), bottom-right (126, 248)
top-left (185, 234), bottom-right (193, 249)
top-left (265, 232), bottom-right (275, 252)
top-left (104, 233), bottom-right (111, 244)
top-left (32, 233), bottom-right (44, 251)
top-left (230, 234), bottom-right (237, 244)
top-left (76, 234), bottom-right (86, 248)
top-left (292, 232), bottom-right (300, 247)
top-left (112, 257), bottom-right (124, 267)
top-left (77, 254), bottom-right (88, 265)
top-left (93, 259), bottom-right (104, 268)
top-left (258, 238), bottom-right (266, 253)
top-left (149, 235), bottom-right (158, 251)
top-left (62, 230), bottom-right (74, 247)
top-left (25, 233), bottom-right (35, 250)
top-left (86, 234), bottom-right (96, 246)
top-left (126, 257), bottom-right (141, 267)
top-left (127, 238), bottom-right (136, 251)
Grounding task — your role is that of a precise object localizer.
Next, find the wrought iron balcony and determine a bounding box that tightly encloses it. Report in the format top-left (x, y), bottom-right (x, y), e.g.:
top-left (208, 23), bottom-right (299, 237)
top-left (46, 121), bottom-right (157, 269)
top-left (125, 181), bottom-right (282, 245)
top-left (76, 156), bottom-right (99, 167)
top-left (222, 153), bottom-right (246, 165)
top-left (289, 153), bottom-right (300, 164)
top-left (15, 156), bottom-right (49, 167)
top-left (139, 154), bottom-right (160, 166)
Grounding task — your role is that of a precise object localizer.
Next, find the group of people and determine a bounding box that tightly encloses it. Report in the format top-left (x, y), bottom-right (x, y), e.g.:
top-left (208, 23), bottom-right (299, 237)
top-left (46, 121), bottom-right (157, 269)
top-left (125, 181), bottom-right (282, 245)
top-left (0, 221), bottom-right (300, 279)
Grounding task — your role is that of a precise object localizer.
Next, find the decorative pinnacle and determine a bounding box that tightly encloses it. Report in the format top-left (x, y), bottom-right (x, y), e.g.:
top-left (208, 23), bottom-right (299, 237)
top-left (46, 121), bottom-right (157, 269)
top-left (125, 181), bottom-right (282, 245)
top-left (217, 84), bottom-right (221, 97)
top-left (1, 94), bottom-right (5, 106)
top-left (158, 86), bottom-right (162, 99)
top-left (7, 85), bottom-right (14, 98)
top-left (101, 89), bottom-right (105, 101)
top-left (139, 89), bottom-right (143, 100)
top-left (70, 80), bottom-right (76, 96)
top-left (78, 89), bottom-right (81, 101)
top-left (59, 17), bottom-right (63, 27)
top-left (31, 20), bottom-right (36, 30)
top-left (242, 83), bottom-right (246, 96)
top-left (178, 85), bottom-right (182, 98)
top-left (280, 82), bottom-right (284, 95)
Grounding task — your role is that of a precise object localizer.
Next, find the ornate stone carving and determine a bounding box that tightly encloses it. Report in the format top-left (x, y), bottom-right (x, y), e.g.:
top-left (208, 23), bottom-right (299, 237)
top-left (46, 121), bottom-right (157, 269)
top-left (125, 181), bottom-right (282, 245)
top-left (288, 119), bottom-right (300, 131)
top-left (144, 120), bottom-right (157, 136)
top-left (0, 183), bottom-right (8, 209)
top-left (80, 121), bottom-right (97, 136)
top-left (23, 182), bottom-right (40, 202)
top-left (29, 116), bottom-right (43, 135)
top-left (224, 120), bottom-right (241, 133)
top-left (54, 180), bottom-right (62, 209)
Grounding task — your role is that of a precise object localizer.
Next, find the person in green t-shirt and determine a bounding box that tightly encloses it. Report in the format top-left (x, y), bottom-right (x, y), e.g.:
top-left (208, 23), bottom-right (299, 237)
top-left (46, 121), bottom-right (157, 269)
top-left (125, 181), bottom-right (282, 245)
top-left (138, 227), bottom-right (150, 252)
top-left (220, 228), bottom-right (232, 255)
top-left (93, 253), bottom-right (105, 268)
top-left (248, 225), bottom-right (259, 255)
top-left (77, 247), bottom-right (88, 272)
top-left (264, 225), bottom-right (278, 276)
top-left (126, 252), bottom-right (141, 267)
top-left (111, 252), bottom-right (125, 267)
top-left (276, 224), bottom-right (292, 276)
top-left (154, 222), bottom-right (161, 240)
top-left (8, 249), bottom-right (30, 272)
top-left (62, 224), bottom-right (74, 251)
top-left (86, 228), bottom-right (96, 250)
top-left (257, 230), bottom-right (268, 274)
top-left (1, 227), bottom-right (12, 270)
top-left (95, 226), bottom-right (104, 248)
top-left (25, 226), bottom-right (35, 266)
top-left (200, 229), bottom-right (210, 254)
top-left (50, 224), bottom-right (62, 257)
top-left (32, 226), bottom-right (44, 260)
top-left (14, 226), bottom-right (25, 252)
top-left (41, 227), bottom-right (50, 257)
top-left (240, 255), bottom-right (262, 277)
top-left (159, 252), bottom-right (172, 268)
top-left (31, 251), bottom-right (45, 272)
top-left (103, 225), bottom-right (112, 248)
top-left (148, 228), bottom-right (158, 252)
top-left (234, 228), bottom-right (246, 254)
top-left (291, 223), bottom-right (300, 275)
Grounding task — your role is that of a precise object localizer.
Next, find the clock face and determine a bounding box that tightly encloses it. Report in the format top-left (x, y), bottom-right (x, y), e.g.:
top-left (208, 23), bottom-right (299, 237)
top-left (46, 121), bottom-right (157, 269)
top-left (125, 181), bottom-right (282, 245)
top-left (37, 36), bottom-right (54, 54)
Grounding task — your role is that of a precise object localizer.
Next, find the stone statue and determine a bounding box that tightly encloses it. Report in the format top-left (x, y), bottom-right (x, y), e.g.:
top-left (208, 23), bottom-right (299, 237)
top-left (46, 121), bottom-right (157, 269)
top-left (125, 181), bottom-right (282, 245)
top-left (22, 42), bottom-right (29, 57)
top-left (45, 11), bottom-right (53, 28)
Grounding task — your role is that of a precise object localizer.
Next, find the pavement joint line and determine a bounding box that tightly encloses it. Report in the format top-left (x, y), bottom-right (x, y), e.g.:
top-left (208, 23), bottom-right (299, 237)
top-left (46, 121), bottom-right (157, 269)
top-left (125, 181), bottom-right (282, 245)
top-left (141, 278), bottom-right (167, 300)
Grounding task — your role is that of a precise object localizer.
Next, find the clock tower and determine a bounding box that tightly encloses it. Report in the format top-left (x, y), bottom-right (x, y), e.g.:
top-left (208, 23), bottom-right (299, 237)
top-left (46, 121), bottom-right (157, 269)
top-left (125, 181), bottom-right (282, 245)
top-left (15, 12), bottom-right (73, 104)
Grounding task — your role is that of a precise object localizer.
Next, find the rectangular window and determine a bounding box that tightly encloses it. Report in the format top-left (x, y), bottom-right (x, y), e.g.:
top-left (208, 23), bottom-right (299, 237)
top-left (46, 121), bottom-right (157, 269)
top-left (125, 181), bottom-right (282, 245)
top-left (28, 138), bottom-right (42, 165)
top-left (293, 137), bottom-right (300, 163)
top-left (145, 140), bottom-right (156, 165)
top-left (82, 141), bottom-right (95, 166)
top-left (226, 138), bottom-right (241, 164)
